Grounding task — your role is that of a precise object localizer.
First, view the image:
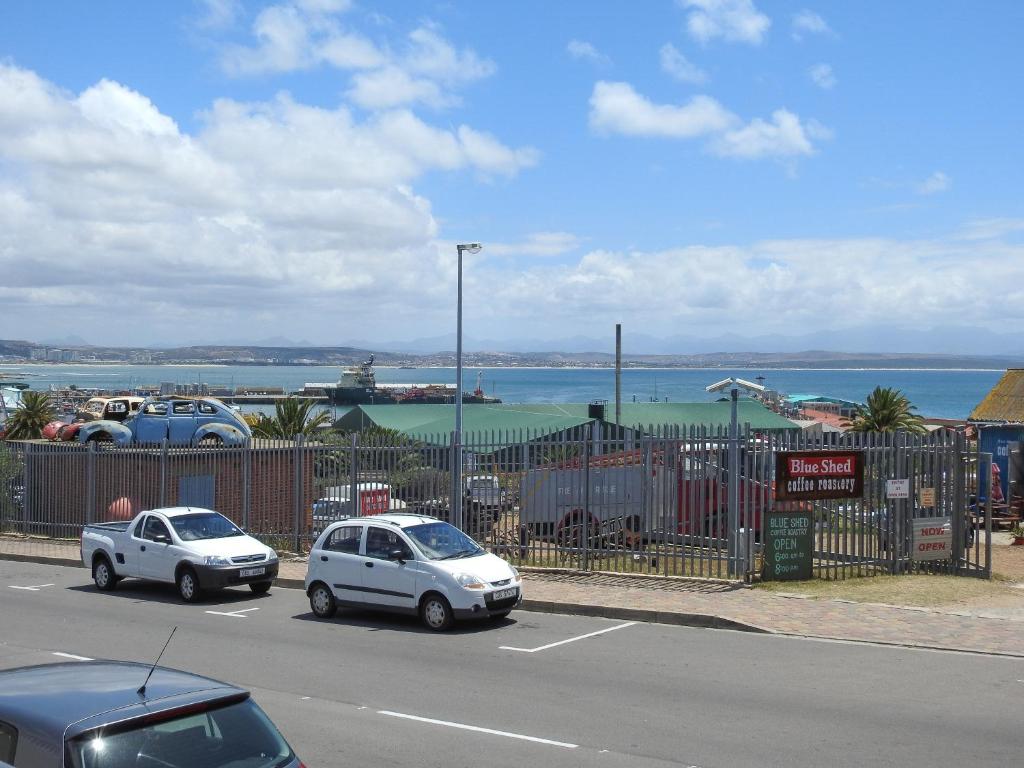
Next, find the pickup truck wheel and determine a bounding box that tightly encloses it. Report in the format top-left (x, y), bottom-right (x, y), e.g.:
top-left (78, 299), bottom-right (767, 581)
top-left (249, 580), bottom-right (272, 594)
top-left (177, 567), bottom-right (203, 603)
top-left (93, 556), bottom-right (118, 591)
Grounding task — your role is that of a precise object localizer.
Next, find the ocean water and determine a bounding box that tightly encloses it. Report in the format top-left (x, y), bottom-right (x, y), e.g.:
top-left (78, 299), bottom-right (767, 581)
top-left (0, 363), bottom-right (1004, 420)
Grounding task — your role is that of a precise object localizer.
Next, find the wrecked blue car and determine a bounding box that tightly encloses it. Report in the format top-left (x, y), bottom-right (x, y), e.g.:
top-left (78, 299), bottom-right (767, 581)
top-left (76, 396), bottom-right (252, 447)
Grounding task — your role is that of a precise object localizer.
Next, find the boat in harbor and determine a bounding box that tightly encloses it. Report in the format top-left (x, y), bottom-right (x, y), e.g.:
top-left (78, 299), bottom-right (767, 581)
top-left (308, 356), bottom-right (501, 406)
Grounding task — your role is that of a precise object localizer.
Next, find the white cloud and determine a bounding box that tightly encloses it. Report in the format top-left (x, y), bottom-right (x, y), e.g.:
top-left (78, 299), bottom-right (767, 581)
top-left (791, 9), bottom-right (832, 40)
top-left (473, 234), bottom-right (1024, 339)
top-left (710, 109), bottom-right (820, 158)
top-left (681, 0), bottom-right (771, 45)
top-left (487, 232), bottom-right (582, 257)
top-left (295, 0), bottom-right (351, 13)
top-left (195, 0), bottom-right (242, 30)
top-left (348, 66), bottom-right (451, 110)
top-left (659, 43), bottom-right (707, 84)
top-left (0, 63), bottom-right (538, 342)
top-left (456, 126), bottom-right (541, 176)
top-left (589, 81), bottom-right (735, 138)
top-left (916, 171), bottom-right (951, 195)
top-left (567, 39), bottom-right (609, 64)
top-left (219, 4), bottom-right (492, 111)
top-left (957, 218), bottom-right (1024, 240)
top-left (808, 62), bottom-right (836, 90)
top-left (589, 82), bottom-right (826, 161)
top-left (222, 4), bottom-right (321, 74)
top-left (403, 26), bottom-right (495, 84)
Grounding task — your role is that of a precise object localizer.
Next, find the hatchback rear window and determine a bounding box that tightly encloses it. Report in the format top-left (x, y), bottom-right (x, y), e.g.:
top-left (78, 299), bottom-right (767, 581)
top-left (67, 697), bottom-right (292, 768)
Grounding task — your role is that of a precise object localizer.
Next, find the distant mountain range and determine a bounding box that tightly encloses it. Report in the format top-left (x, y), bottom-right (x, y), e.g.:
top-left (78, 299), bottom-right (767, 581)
top-left (353, 325), bottom-right (1024, 357)
top-left (3, 336), bottom-right (1023, 370)
top-left (22, 325), bottom-right (1024, 358)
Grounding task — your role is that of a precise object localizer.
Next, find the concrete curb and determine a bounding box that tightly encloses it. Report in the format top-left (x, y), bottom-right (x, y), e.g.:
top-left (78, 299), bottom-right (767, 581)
top-left (272, 577), bottom-right (766, 631)
top-left (517, 599), bottom-right (770, 633)
top-left (0, 553), bottom-right (85, 568)
top-left (270, 575), bottom-right (765, 631)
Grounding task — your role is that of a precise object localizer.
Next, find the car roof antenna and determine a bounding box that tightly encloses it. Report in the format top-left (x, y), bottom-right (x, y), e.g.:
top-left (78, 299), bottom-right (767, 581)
top-left (138, 626), bottom-right (177, 697)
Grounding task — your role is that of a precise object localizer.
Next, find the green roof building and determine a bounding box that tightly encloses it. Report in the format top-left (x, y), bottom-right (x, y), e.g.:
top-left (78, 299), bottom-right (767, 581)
top-left (333, 400), bottom-right (797, 446)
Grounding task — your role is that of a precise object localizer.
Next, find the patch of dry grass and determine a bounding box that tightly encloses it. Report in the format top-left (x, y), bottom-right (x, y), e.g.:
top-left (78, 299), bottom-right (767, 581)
top-left (756, 573), bottom-right (1024, 609)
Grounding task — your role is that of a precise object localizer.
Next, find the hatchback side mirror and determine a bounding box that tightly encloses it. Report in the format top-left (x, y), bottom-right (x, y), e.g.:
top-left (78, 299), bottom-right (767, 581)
top-left (388, 548), bottom-right (407, 562)
top-left (154, 533), bottom-right (171, 544)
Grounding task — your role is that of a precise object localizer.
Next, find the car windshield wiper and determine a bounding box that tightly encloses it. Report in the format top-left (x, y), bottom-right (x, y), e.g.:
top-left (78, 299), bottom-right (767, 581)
top-left (437, 548), bottom-right (480, 560)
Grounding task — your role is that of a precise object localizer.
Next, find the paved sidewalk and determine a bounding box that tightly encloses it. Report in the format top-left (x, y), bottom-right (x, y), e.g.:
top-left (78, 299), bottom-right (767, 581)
top-left (3, 536), bottom-right (1023, 657)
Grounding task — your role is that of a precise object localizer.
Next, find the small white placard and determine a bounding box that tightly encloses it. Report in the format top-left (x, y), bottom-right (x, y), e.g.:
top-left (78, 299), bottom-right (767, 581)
top-left (912, 517), bottom-right (952, 562)
top-left (886, 479), bottom-right (910, 499)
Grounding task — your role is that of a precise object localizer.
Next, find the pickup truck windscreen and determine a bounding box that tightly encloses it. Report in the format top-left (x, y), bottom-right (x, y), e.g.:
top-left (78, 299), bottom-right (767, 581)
top-left (66, 697), bottom-right (293, 768)
top-left (169, 513), bottom-right (243, 542)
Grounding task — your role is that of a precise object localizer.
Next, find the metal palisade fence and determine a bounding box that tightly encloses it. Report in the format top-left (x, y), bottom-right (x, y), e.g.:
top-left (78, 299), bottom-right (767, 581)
top-left (0, 427), bottom-right (991, 582)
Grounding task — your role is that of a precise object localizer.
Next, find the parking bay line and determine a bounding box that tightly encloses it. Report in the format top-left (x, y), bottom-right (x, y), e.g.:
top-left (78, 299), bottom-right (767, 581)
top-left (205, 607), bottom-right (260, 618)
top-left (9, 583), bottom-right (54, 591)
top-left (377, 710), bottom-right (578, 749)
top-left (500, 621), bottom-right (638, 654)
top-left (53, 652), bottom-right (93, 661)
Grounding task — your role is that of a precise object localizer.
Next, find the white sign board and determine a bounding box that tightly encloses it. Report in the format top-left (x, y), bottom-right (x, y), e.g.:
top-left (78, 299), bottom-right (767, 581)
top-left (912, 517), bottom-right (953, 561)
top-left (886, 479), bottom-right (910, 499)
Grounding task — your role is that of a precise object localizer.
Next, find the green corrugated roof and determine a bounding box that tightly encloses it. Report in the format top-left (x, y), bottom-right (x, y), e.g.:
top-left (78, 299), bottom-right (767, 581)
top-left (613, 400), bottom-right (798, 430)
top-left (333, 403), bottom-right (592, 443)
top-left (969, 369), bottom-right (1024, 422)
top-left (334, 400), bottom-right (796, 443)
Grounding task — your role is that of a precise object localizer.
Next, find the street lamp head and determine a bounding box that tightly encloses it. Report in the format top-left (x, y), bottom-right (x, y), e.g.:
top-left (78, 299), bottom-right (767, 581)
top-left (705, 376), bottom-right (766, 394)
top-left (458, 242), bottom-right (483, 254)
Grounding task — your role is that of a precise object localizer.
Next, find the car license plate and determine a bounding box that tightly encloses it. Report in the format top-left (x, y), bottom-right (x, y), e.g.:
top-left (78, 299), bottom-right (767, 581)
top-left (491, 587), bottom-right (517, 601)
top-left (239, 567), bottom-right (265, 578)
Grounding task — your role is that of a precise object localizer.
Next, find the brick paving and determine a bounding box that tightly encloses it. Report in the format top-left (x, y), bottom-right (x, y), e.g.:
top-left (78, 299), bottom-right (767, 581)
top-left (4, 535), bottom-right (1023, 657)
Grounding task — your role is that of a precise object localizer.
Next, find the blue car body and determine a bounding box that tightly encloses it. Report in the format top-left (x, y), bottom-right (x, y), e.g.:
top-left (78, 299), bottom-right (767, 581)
top-left (76, 397), bottom-right (251, 447)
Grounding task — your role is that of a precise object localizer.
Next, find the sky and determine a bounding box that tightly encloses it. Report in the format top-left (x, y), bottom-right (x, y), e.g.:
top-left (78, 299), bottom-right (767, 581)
top-left (1, 0), bottom-right (1023, 352)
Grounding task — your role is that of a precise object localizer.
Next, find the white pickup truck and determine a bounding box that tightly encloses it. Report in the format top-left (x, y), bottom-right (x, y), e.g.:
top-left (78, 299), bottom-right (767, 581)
top-left (80, 507), bottom-right (279, 602)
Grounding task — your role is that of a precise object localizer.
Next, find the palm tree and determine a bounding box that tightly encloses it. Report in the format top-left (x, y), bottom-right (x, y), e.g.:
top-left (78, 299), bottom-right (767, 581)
top-left (251, 398), bottom-right (331, 439)
top-left (844, 386), bottom-right (926, 434)
top-left (3, 391), bottom-right (56, 440)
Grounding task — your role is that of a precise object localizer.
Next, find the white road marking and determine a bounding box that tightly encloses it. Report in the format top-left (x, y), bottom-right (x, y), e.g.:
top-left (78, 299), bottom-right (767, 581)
top-left (500, 621), bottom-right (637, 653)
top-left (53, 652), bottom-right (93, 661)
top-left (378, 710), bottom-right (578, 749)
top-left (9, 583), bottom-right (55, 591)
top-left (205, 607), bottom-right (260, 618)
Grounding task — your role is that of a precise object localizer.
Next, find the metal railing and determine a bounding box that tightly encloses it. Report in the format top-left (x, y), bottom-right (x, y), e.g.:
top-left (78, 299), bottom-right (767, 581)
top-left (0, 426), bottom-right (991, 581)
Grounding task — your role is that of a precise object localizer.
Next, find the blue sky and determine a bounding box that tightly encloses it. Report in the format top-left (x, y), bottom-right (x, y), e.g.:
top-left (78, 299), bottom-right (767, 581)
top-left (1, 1), bottom-right (1022, 351)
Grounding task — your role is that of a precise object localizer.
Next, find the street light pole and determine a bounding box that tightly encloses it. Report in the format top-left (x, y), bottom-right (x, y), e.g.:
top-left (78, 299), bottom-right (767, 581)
top-left (453, 242), bottom-right (482, 532)
top-left (705, 376), bottom-right (766, 578)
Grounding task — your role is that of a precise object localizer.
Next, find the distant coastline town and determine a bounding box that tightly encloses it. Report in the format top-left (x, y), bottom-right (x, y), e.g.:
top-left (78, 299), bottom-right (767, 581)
top-left (1, 338), bottom-right (1021, 371)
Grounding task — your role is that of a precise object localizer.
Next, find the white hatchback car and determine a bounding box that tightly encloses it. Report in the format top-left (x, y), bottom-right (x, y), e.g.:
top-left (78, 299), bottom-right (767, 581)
top-left (304, 513), bottom-right (522, 631)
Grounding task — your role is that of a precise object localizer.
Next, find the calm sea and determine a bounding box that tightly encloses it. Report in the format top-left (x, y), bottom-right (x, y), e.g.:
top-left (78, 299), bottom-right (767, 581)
top-left (0, 363), bottom-right (1004, 420)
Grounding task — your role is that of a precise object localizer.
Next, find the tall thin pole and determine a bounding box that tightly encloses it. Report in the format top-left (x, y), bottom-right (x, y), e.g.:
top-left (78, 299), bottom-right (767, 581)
top-left (452, 243), bottom-right (480, 532)
top-left (615, 323), bottom-right (622, 425)
top-left (728, 386), bottom-right (740, 576)
top-left (454, 245), bottom-right (464, 531)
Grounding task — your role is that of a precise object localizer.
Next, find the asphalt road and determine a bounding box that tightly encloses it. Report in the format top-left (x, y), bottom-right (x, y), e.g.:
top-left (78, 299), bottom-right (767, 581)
top-left (0, 560), bottom-right (1019, 768)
